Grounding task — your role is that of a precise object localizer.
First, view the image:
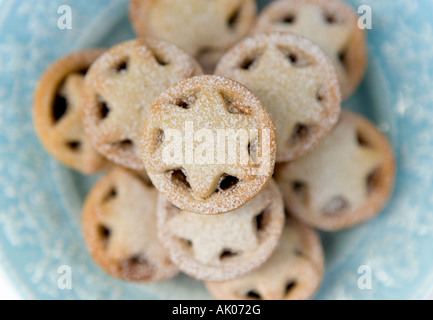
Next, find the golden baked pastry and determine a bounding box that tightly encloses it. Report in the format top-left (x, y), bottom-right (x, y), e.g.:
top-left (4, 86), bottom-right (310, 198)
top-left (82, 167), bottom-right (178, 282)
top-left (129, 0), bottom-right (257, 73)
top-left (205, 217), bottom-right (324, 300)
top-left (141, 75), bottom-right (277, 215)
top-left (82, 38), bottom-right (203, 171)
top-left (275, 110), bottom-right (396, 231)
top-left (216, 32), bottom-right (341, 163)
top-left (33, 49), bottom-right (107, 174)
top-left (157, 180), bottom-right (285, 281)
top-left (253, 0), bottom-right (367, 99)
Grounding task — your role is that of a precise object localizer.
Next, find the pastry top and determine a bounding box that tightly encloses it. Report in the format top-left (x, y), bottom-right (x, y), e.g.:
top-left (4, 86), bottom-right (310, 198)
top-left (82, 38), bottom-right (202, 170)
top-left (253, 0), bottom-right (367, 99)
top-left (130, 0), bottom-right (257, 71)
top-left (141, 75), bottom-right (277, 214)
top-left (275, 110), bottom-right (396, 231)
top-left (33, 49), bottom-right (107, 174)
top-left (205, 218), bottom-right (324, 300)
top-left (157, 179), bottom-right (285, 281)
top-left (82, 166), bottom-right (178, 282)
top-left (216, 32), bottom-right (341, 162)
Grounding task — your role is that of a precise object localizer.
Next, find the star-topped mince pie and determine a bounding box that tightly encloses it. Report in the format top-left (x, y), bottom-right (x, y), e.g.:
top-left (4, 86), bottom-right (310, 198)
top-left (216, 32), bottom-right (341, 163)
top-left (157, 180), bottom-right (285, 281)
top-left (253, 0), bottom-right (367, 99)
top-left (141, 75), bottom-right (277, 215)
top-left (82, 39), bottom-right (203, 171)
top-left (82, 167), bottom-right (178, 282)
top-left (129, 0), bottom-right (257, 73)
top-left (205, 217), bottom-right (324, 300)
top-left (275, 110), bottom-right (396, 231)
top-left (33, 49), bottom-right (107, 174)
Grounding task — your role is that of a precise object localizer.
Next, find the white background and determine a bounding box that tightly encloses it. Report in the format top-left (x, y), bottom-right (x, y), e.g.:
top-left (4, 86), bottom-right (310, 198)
top-left (0, 268), bottom-right (20, 300)
top-left (0, 271), bottom-right (432, 300)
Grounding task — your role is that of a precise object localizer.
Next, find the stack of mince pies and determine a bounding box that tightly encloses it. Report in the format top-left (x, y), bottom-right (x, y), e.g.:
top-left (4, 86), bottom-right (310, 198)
top-left (33, 0), bottom-right (395, 300)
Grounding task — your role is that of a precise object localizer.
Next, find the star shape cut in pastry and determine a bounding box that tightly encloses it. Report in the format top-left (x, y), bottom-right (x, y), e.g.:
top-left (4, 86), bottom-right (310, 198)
top-left (82, 39), bottom-right (202, 170)
top-left (95, 173), bottom-right (163, 265)
top-left (216, 32), bottom-right (341, 162)
top-left (150, 87), bottom-right (259, 199)
top-left (253, 0), bottom-right (367, 99)
top-left (274, 4), bottom-right (351, 81)
top-left (142, 75), bottom-right (276, 214)
top-left (157, 179), bottom-right (285, 281)
top-left (82, 168), bottom-right (179, 282)
top-left (229, 45), bottom-right (323, 155)
top-left (275, 110), bottom-right (396, 230)
top-left (284, 114), bottom-right (382, 213)
top-left (33, 49), bottom-right (107, 174)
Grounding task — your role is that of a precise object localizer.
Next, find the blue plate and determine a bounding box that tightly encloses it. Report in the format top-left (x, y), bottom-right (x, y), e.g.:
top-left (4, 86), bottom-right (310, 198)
top-left (0, 0), bottom-right (432, 300)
